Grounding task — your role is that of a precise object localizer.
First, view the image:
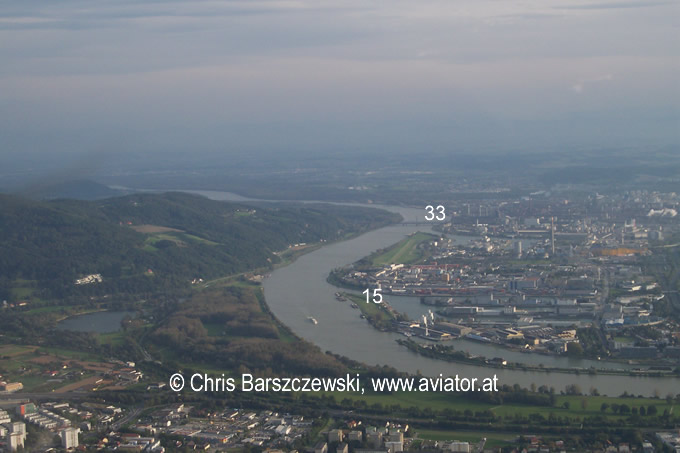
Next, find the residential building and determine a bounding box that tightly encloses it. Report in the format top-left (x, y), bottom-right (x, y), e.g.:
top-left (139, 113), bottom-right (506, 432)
top-left (329, 429), bottom-right (344, 443)
top-left (366, 431), bottom-right (383, 448)
top-left (16, 403), bottom-right (37, 416)
top-left (0, 382), bottom-right (23, 393)
top-left (447, 441), bottom-right (470, 453)
top-left (7, 433), bottom-right (25, 452)
top-left (6, 422), bottom-right (26, 452)
top-left (348, 431), bottom-right (363, 442)
top-left (314, 441), bottom-right (328, 453)
top-left (384, 441), bottom-right (403, 453)
top-left (60, 427), bottom-right (80, 449)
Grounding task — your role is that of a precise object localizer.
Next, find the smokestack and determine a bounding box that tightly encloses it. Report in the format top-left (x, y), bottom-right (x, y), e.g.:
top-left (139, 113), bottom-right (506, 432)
top-left (551, 217), bottom-right (555, 255)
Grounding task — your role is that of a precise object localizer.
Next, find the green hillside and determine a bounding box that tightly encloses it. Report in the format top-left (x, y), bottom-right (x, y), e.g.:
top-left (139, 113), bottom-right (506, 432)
top-left (0, 192), bottom-right (400, 301)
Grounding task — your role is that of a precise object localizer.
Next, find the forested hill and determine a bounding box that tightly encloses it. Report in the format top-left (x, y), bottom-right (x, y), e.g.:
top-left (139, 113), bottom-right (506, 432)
top-left (0, 192), bottom-right (401, 300)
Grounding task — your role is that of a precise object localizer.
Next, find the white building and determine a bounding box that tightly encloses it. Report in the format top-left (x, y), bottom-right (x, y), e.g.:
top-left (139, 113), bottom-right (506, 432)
top-left (447, 441), bottom-right (470, 453)
top-left (9, 422), bottom-right (25, 435)
top-left (60, 427), bottom-right (80, 449)
top-left (6, 422), bottom-right (27, 452)
top-left (7, 433), bottom-right (25, 452)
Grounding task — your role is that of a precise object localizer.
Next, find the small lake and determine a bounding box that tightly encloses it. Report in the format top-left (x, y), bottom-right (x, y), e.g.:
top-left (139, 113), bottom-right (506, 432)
top-left (56, 311), bottom-right (134, 333)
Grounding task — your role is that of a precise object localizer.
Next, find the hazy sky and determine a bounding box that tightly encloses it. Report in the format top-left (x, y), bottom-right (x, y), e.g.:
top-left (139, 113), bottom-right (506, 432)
top-left (1, 0), bottom-right (678, 157)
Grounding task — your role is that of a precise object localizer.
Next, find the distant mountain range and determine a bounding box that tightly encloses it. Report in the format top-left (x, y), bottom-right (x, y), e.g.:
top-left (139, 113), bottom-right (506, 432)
top-left (16, 179), bottom-right (124, 201)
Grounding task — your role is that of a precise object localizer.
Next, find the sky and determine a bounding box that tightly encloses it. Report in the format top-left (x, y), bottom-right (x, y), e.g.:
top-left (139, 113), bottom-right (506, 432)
top-left (1, 0), bottom-right (678, 159)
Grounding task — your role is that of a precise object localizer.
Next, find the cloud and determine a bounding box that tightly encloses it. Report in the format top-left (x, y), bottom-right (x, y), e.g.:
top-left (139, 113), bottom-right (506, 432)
top-left (571, 74), bottom-right (614, 93)
top-left (0, 0), bottom-right (678, 154)
top-left (557, 1), bottom-right (673, 10)
top-left (0, 17), bottom-right (55, 25)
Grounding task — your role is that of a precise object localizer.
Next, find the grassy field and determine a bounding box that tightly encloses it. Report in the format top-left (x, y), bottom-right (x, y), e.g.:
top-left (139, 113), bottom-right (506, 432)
top-left (370, 232), bottom-right (436, 266)
top-left (35, 346), bottom-right (103, 361)
top-left (98, 331), bottom-right (128, 347)
top-left (182, 232), bottom-right (218, 245)
top-left (203, 321), bottom-right (225, 337)
top-left (9, 279), bottom-right (40, 301)
top-left (23, 305), bottom-right (68, 315)
top-left (11, 286), bottom-right (36, 299)
top-left (0, 344), bottom-right (108, 391)
top-left (345, 293), bottom-right (395, 326)
top-left (151, 344), bottom-right (236, 376)
top-left (322, 388), bottom-right (675, 423)
top-left (277, 243), bottom-right (323, 265)
top-left (143, 231), bottom-right (219, 251)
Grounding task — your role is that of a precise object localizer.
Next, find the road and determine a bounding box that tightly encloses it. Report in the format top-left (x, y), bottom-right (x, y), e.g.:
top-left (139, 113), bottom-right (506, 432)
top-left (111, 407), bottom-right (142, 430)
top-left (0, 391), bottom-right (90, 402)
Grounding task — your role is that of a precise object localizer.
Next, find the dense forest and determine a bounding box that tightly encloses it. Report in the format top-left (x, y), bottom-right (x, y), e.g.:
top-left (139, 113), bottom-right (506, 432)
top-left (0, 192), bottom-right (400, 301)
top-left (152, 286), bottom-right (349, 377)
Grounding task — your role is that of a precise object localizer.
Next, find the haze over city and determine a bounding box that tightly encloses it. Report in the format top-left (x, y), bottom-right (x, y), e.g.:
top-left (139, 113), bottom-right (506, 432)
top-left (3, 2), bottom-right (680, 452)
top-left (1, 0), bottom-right (678, 162)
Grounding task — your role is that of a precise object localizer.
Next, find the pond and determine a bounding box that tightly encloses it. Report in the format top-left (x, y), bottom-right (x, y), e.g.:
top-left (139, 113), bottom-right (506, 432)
top-left (56, 311), bottom-right (134, 334)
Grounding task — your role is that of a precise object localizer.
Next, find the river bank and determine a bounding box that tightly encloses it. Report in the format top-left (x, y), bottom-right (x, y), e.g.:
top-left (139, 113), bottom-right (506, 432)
top-left (172, 190), bottom-right (680, 396)
top-left (398, 339), bottom-right (680, 378)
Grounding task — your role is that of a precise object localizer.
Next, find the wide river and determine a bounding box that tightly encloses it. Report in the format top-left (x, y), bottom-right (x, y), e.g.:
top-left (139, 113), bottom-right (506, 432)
top-left (194, 191), bottom-right (679, 397)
